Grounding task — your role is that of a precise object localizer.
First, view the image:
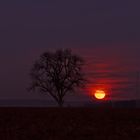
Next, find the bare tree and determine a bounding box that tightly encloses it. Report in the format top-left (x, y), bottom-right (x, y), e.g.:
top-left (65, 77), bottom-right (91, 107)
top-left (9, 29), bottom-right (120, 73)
top-left (29, 49), bottom-right (86, 107)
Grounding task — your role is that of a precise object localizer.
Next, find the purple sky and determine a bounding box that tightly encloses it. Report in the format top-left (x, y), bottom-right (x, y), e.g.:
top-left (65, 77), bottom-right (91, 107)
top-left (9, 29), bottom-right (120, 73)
top-left (0, 0), bottom-right (140, 102)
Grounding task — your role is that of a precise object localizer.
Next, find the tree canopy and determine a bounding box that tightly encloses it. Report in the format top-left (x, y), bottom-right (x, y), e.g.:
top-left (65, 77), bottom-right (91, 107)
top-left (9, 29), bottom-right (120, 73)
top-left (29, 49), bottom-right (86, 107)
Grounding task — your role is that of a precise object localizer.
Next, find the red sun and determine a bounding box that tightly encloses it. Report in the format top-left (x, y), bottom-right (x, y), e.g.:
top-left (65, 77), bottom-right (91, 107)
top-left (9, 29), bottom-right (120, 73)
top-left (94, 90), bottom-right (106, 100)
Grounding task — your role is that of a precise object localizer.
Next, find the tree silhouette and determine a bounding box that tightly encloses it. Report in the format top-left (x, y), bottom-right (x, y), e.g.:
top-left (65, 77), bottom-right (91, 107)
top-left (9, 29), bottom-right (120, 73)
top-left (29, 49), bottom-right (86, 107)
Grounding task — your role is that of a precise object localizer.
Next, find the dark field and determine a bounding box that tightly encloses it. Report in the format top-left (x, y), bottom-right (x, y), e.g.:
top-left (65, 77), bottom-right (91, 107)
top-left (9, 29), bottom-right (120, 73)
top-left (0, 108), bottom-right (140, 140)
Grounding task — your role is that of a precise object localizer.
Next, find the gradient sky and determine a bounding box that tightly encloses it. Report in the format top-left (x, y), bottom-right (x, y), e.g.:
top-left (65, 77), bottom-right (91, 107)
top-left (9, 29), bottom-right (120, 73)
top-left (0, 0), bottom-right (140, 102)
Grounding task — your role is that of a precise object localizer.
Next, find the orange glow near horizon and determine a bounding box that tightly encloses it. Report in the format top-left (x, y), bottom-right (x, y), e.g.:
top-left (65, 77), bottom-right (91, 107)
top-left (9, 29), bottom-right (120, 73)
top-left (94, 90), bottom-right (106, 100)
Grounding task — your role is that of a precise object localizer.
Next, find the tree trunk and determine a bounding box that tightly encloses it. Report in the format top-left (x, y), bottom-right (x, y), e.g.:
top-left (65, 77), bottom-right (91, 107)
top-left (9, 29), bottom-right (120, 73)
top-left (58, 99), bottom-right (64, 107)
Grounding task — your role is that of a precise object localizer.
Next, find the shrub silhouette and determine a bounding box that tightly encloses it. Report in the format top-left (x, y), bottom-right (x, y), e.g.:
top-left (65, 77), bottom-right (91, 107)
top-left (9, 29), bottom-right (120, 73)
top-left (29, 49), bottom-right (86, 107)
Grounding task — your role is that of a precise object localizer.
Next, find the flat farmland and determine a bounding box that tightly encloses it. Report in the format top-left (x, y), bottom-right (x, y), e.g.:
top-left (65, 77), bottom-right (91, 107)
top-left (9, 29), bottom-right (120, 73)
top-left (0, 107), bottom-right (139, 140)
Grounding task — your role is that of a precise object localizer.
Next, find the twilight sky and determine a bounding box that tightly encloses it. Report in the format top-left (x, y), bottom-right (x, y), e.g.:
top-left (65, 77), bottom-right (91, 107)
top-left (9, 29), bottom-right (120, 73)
top-left (0, 0), bottom-right (140, 102)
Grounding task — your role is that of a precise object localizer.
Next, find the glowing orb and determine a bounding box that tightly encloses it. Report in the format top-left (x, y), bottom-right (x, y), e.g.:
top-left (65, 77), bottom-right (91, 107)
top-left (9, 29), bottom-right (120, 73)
top-left (94, 90), bottom-right (106, 100)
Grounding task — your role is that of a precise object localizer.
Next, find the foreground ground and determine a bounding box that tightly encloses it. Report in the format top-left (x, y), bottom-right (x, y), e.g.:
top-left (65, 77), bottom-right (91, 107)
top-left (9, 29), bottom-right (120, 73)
top-left (0, 107), bottom-right (140, 140)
